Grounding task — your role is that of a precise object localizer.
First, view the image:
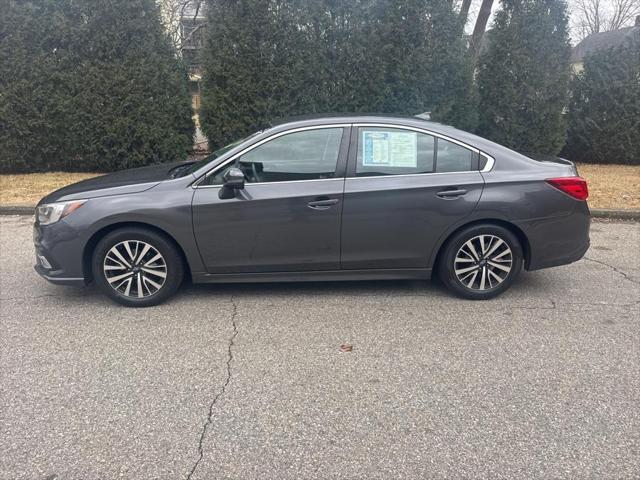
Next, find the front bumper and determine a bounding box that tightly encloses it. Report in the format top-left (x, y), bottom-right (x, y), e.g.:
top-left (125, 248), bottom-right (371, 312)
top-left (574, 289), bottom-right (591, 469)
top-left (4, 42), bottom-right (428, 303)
top-left (34, 263), bottom-right (85, 286)
top-left (33, 221), bottom-right (87, 286)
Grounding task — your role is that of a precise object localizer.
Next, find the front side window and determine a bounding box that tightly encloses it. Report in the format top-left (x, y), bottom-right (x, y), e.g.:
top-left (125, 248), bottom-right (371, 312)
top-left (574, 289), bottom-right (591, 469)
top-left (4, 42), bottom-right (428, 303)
top-left (205, 128), bottom-right (343, 185)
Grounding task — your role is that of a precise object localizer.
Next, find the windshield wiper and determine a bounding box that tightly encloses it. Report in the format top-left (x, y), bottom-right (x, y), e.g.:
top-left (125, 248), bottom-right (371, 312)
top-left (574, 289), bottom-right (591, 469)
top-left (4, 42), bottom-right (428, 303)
top-left (169, 162), bottom-right (197, 179)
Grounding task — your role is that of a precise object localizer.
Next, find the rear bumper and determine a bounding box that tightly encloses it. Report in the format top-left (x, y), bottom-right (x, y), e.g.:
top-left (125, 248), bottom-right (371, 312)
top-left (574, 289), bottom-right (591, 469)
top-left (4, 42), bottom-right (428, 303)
top-left (518, 203), bottom-right (591, 271)
top-left (527, 237), bottom-right (590, 271)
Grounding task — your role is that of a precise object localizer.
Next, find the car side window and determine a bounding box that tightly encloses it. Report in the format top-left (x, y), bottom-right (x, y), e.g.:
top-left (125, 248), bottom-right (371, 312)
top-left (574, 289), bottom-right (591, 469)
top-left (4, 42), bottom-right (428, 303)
top-left (436, 138), bottom-right (476, 173)
top-left (356, 127), bottom-right (435, 177)
top-left (205, 128), bottom-right (344, 185)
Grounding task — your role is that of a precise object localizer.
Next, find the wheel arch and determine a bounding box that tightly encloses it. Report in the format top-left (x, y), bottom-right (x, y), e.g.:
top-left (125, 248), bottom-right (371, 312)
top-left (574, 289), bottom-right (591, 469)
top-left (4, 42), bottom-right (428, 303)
top-left (82, 221), bottom-right (191, 283)
top-left (430, 218), bottom-right (531, 272)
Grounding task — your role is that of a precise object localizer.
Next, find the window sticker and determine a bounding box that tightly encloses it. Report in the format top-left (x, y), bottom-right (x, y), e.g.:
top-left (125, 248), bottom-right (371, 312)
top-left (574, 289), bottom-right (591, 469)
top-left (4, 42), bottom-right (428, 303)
top-left (389, 131), bottom-right (418, 167)
top-left (362, 130), bottom-right (417, 167)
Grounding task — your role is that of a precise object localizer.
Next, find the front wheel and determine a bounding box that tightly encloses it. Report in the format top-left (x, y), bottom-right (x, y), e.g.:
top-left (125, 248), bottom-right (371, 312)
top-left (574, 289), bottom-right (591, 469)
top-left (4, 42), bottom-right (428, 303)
top-left (92, 228), bottom-right (184, 307)
top-left (438, 224), bottom-right (523, 300)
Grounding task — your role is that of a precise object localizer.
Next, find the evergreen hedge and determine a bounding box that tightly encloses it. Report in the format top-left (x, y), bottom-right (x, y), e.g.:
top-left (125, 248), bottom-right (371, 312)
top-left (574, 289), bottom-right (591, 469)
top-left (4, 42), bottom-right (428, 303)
top-left (200, 0), bottom-right (476, 149)
top-left (6, 0), bottom-right (636, 171)
top-left (563, 39), bottom-right (640, 165)
top-left (476, 0), bottom-right (571, 155)
top-left (0, 0), bottom-right (194, 173)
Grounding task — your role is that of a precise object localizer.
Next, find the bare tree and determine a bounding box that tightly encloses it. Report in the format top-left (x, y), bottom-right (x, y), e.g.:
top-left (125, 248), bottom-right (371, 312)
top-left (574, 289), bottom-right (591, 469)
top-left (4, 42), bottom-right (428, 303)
top-left (460, 0), bottom-right (473, 24)
top-left (573, 0), bottom-right (601, 38)
top-left (469, 0), bottom-right (494, 60)
top-left (608, 0), bottom-right (640, 29)
top-left (159, 0), bottom-right (206, 51)
top-left (571, 0), bottom-right (640, 40)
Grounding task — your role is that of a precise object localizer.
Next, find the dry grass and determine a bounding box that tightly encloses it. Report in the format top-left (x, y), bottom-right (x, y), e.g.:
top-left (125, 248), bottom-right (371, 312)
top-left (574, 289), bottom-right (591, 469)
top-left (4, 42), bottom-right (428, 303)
top-left (576, 164), bottom-right (640, 210)
top-left (0, 172), bottom-right (101, 204)
top-left (0, 164), bottom-right (638, 210)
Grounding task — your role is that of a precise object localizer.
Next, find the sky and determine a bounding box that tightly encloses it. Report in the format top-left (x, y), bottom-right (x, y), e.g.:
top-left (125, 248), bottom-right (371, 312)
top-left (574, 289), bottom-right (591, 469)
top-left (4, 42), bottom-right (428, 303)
top-left (463, 0), bottom-right (639, 45)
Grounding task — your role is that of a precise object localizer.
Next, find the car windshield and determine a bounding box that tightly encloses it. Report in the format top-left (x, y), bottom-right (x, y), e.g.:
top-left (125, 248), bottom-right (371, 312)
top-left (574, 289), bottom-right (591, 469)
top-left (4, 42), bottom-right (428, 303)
top-left (171, 132), bottom-right (262, 178)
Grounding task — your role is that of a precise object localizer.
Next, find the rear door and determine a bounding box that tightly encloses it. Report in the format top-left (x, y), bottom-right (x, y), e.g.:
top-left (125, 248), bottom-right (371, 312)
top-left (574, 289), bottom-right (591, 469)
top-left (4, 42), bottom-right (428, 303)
top-left (192, 125), bottom-right (350, 273)
top-left (340, 124), bottom-right (485, 270)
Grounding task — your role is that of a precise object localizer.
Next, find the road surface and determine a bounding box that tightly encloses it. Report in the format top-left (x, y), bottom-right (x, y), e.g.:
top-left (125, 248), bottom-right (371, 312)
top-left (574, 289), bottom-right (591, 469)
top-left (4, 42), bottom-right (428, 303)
top-left (1, 216), bottom-right (638, 479)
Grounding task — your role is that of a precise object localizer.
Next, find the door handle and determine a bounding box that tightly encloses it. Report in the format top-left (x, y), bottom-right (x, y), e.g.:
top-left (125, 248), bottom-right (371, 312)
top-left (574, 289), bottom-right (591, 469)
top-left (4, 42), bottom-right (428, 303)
top-left (307, 197), bottom-right (339, 210)
top-left (436, 188), bottom-right (468, 199)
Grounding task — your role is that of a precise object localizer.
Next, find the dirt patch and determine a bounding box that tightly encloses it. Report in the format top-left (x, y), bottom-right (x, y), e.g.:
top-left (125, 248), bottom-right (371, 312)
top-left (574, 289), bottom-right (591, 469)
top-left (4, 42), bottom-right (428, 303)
top-left (0, 164), bottom-right (638, 210)
top-left (0, 172), bottom-right (101, 204)
top-left (576, 164), bottom-right (640, 210)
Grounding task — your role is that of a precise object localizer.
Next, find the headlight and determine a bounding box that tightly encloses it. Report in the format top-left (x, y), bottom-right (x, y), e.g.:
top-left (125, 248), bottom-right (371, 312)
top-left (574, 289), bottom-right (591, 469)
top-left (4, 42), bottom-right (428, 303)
top-left (36, 200), bottom-right (87, 225)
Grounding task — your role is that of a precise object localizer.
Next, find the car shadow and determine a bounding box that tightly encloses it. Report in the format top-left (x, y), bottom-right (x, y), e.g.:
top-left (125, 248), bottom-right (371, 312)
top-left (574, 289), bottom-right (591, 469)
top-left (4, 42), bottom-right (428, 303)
top-left (42, 270), bottom-right (559, 308)
top-left (178, 277), bottom-right (450, 299)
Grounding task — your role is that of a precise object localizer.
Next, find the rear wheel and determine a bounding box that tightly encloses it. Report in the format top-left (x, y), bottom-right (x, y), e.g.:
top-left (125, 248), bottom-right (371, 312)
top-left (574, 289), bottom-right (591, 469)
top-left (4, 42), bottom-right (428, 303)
top-left (92, 228), bottom-right (184, 307)
top-left (438, 224), bottom-right (523, 300)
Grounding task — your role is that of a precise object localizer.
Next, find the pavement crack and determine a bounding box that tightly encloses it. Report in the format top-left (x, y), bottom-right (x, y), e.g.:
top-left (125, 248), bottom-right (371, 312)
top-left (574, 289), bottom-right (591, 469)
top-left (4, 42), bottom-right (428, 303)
top-left (186, 296), bottom-right (238, 480)
top-left (584, 256), bottom-right (639, 285)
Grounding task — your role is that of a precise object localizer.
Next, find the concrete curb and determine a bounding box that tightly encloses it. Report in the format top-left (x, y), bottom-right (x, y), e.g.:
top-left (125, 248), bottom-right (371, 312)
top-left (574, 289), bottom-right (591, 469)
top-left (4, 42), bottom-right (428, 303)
top-left (1, 204), bottom-right (639, 221)
top-left (590, 209), bottom-right (640, 221)
top-left (0, 204), bottom-right (34, 216)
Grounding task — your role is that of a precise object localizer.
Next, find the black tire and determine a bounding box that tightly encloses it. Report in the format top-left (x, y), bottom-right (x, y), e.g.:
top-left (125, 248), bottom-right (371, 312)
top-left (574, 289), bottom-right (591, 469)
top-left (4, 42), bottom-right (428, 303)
top-left (92, 227), bottom-right (184, 307)
top-left (438, 224), bottom-right (523, 300)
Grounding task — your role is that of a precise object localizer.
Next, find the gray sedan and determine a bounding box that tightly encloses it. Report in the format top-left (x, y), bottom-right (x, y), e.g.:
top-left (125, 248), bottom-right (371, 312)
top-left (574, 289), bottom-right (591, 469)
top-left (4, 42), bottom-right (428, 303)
top-left (33, 116), bottom-right (590, 307)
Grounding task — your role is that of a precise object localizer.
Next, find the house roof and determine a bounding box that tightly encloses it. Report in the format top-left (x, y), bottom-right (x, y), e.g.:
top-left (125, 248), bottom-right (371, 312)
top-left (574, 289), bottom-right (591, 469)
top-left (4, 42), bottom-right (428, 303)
top-left (473, 22), bottom-right (639, 64)
top-left (571, 25), bottom-right (639, 63)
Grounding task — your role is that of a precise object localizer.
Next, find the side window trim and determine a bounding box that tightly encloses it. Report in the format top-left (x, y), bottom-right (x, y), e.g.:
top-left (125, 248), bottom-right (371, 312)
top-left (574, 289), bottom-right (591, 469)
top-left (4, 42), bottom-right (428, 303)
top-left (346, 123), bottom-right (484, 179)
top-left (194, 124), bottom-right (351, 188)
top-left (434, 137), bottom-right (438, 173)
top-left (480, 152), bottom-right (494, 172)
top-left (335, 125), bottom-right (352, 180)
top-left (346, 125), bottom-right (358, 178)
top-left (472, 150), bottom-right (480, 171)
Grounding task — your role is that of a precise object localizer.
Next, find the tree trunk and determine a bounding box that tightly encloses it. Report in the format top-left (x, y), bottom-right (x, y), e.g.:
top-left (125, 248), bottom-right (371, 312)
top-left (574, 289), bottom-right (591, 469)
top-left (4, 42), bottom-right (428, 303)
top-left (469, 0), bottom-right (494, 60)
top-left (460, 0), bottom-right (472, 24)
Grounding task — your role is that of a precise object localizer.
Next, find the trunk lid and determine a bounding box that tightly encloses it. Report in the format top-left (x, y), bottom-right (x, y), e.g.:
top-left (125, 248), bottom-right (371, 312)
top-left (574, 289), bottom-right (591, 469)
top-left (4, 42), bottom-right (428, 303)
top-left (520, 152), bottom-right (579, 175)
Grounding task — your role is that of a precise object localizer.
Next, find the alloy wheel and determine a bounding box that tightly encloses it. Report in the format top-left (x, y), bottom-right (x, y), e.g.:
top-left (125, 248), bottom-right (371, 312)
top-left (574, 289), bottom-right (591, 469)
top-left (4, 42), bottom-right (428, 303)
top-left (103, 240), bottom-right (167, 298)
top-left (454, 234), bottom-right (513, 291)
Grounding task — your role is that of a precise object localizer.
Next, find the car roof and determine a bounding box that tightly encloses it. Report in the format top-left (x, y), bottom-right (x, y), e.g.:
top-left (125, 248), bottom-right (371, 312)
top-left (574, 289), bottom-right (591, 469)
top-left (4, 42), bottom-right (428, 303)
top-left (269, 114), bottom-right (500, 153)
top-left (271, 113), bottom-right (444, 128)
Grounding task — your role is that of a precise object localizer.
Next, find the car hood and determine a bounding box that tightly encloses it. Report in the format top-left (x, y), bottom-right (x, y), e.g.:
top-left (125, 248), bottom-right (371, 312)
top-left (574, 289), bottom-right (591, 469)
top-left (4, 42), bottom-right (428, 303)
top-left (38, 161), bottom-right (188, 204)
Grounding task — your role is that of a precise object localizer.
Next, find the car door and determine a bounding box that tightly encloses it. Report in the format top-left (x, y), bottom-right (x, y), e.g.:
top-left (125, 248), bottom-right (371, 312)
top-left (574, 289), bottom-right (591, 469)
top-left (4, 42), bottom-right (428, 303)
top-left (192, 125), bottom-right (350, 273)
top-left (340, 124), bottom-right (485, 270)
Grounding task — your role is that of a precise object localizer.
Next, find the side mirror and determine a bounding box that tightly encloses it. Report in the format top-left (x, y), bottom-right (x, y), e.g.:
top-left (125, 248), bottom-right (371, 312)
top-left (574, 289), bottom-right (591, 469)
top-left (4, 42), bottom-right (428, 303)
top-left (218, 167), bottom-right (245, 199)
top-left (222, 167), bottom-right (245, 189)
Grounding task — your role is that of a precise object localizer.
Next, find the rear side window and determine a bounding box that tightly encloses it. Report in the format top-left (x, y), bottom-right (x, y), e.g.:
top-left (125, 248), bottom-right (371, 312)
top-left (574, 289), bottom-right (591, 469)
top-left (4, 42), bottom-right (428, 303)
top-left (356, 127), bottom-right (435, 177)
top-left (436, 139), bottom-right (476, 173)
top-left (355, 127), bottom-right (477, 176)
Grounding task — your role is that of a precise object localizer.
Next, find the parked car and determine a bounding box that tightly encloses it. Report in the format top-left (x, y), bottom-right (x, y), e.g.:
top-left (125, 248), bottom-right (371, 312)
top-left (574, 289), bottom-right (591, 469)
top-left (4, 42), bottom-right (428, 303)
top-left (34, 116), bottom-right (590, 307)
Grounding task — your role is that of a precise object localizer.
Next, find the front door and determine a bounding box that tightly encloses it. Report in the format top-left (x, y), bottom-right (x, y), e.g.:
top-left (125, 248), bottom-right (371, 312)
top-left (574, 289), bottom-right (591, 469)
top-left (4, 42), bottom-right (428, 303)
top-left (192, 126), bottom-right (349, 273)
top-left (340, 125), bottom-right (485, 270)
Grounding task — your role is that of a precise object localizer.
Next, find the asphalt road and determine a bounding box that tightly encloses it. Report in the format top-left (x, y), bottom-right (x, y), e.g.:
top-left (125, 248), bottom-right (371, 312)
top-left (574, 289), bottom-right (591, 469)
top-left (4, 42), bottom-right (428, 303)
top-left (1, 215), bottom-right (638, 480)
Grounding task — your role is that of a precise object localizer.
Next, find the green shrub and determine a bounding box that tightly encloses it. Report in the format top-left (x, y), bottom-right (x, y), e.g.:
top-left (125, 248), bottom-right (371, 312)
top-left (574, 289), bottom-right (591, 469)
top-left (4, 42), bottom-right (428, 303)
top-left (563, 39), bottom-right (640, 165)
top-left (200, 0), bottom-right (476, 149)
top-left (476, 0), bottom-right (571, 155)
top-left (0, 0), bottom-right (194, 173)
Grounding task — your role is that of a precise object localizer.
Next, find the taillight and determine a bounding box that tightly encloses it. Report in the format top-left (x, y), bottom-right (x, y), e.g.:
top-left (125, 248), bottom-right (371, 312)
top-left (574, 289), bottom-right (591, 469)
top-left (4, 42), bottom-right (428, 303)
top-left (545, 177), bottom-right (589, 201)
